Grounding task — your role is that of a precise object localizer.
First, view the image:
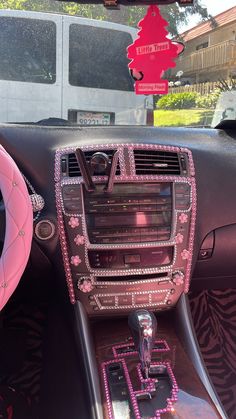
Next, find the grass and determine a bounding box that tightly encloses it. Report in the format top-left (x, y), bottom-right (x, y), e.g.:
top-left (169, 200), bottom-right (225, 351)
top-left (154, 109), bottom-right (214, 127)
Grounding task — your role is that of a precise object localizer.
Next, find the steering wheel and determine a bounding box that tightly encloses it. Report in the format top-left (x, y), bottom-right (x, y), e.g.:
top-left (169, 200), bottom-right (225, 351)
top-left (0, 145), bottom-right (33, 311)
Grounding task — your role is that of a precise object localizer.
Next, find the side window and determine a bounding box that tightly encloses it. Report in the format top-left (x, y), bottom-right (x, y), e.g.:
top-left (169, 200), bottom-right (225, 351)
top-left (69, 24), bottom-right (134, 91)
top-left (0, 17), bottom-right (56, 84)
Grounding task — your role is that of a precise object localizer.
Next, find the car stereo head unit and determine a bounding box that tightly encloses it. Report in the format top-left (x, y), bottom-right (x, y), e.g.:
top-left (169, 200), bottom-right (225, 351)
top-left (55, 143), bottom-right (196, 315)
top-left (84, 183), bottom-right (173, 245)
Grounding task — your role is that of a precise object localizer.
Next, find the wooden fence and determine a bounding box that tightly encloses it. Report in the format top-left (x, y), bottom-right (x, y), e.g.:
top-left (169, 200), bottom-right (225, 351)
top-left (169, 81), bottom-right (221, 95)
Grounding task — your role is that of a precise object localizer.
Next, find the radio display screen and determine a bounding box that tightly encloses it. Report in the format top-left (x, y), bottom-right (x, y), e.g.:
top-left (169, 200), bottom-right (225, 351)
top-left (84, 183), bottom-right (172, 244)
top-left (93, 212), bottom-right (170, 228)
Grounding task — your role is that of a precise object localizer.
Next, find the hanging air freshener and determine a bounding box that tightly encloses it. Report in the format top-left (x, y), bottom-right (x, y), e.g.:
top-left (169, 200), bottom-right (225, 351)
top-left (127, 5), bottom-right (184, 95)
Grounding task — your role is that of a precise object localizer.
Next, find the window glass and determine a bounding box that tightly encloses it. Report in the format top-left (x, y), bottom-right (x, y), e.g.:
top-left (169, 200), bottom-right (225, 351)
top-left (0, 17), bottom-right (56, 84)
top-left (196, 42), bottom-right (209, 50)
top-left (69, 24), bottom-right (134, 91)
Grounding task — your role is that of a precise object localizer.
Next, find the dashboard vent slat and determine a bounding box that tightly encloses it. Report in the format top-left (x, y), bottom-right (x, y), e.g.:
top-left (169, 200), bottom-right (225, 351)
top-left (67, 150), bottom-right (120, 177)
top-left (134, 150), bottom-right (181, 175)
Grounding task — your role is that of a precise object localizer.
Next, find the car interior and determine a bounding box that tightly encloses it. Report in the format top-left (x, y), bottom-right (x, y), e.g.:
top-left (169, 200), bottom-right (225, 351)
top-left (0, 1), bottom-right (236, 419)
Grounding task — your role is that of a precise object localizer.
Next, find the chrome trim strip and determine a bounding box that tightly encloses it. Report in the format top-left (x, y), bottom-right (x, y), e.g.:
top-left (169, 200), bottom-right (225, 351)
top-left (73, 301), bottom-right (103, 419)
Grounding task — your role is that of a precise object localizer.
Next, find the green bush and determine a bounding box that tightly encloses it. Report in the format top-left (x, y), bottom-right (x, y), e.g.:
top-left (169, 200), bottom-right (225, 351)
top-left (156, 92), bottom-right (199, 110)
top-left (195, 90), bottom-right (221, 109)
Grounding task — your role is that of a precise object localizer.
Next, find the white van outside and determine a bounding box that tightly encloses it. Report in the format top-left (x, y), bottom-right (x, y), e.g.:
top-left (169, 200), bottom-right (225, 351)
top-left (0, 10), bottom-right (153, 125)
top-left (211, 90), bottom-right (236, 127)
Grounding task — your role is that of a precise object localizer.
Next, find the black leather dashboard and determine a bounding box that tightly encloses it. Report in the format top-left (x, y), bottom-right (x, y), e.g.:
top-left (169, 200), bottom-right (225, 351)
top-left (1, 124), bottom-right (236, 295)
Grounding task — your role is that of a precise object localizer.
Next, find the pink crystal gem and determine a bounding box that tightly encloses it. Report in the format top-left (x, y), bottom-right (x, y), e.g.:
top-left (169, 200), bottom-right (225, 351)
top-left (71, 255), bottom-right (81, 266)
top-left (181, 249), bottom-right (190, 260)
top-left (179, 213), bottom-right (188, 224)
top-left (74, 234), bottom-right (85, 246)
top-left (175, 233), bottom-right (184, 244)
top-left (80, 280), bottom-right (93, 293)
top-left (68, 217), bottom-right (80, 228)
top-left (173, 273), bottom-right (184, 285)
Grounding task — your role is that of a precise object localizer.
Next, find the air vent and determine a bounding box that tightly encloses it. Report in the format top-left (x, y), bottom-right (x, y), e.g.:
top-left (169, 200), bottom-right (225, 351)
top-left (134, 150), bottom-right (181, 175)
top-left (67, 150), bottom-right (120, 177)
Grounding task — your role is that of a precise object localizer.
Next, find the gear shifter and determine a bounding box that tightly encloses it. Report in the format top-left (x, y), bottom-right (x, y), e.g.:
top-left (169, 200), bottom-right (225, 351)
top-left (128, 309), bottom-right (157, 379)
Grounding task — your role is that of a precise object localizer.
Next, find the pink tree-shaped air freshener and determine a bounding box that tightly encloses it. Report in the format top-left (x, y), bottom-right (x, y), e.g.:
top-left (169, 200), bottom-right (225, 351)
top-left (127, 5), bottom-right (183, 95)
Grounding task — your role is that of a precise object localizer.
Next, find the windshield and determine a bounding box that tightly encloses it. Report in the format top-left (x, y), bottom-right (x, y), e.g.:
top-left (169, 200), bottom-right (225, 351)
top-left (0, 1), bottom-right (235, 127)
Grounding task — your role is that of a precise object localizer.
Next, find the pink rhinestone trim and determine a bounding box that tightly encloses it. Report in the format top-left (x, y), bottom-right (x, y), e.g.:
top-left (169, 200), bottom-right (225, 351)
top-left (135, 362), bottom-right (178, 416)
top-left (102, 358), bottom-right (178, 419)
top-left (102, 358), bottom-right (141, 419)
top-left (184, 177), bottom-right (196, 292)
top-left (55, 143), bottom-right (196, 301)
top-left (55, 183), bottom-right (75, 304)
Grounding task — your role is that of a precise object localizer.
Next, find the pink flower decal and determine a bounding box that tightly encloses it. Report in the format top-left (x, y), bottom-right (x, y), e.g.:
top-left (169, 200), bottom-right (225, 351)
top-left (175, 233), bottom-right (184, 244)
top-left (68, 217), bottom-right (80, 228)
top-left (79, 280), bottom-right (93, 293)
top-left (172, 273), bottom-right (184, 286)
top-left (179, 213), bottom-right (188, 224)
top-left (181, 249), bottom-right (190, 260)
top-left (71, 255), bottom-right (82, 266)
top-left (74, 234), bottom-right (85, 246)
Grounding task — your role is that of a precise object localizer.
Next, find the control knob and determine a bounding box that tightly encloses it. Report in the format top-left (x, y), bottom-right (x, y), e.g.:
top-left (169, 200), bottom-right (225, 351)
top-left (77, 277), bottom-right (94, 293)
top-left (90, 152), bottom-right (110, 174)
top-left (172, 271), bottom-right (184, 286)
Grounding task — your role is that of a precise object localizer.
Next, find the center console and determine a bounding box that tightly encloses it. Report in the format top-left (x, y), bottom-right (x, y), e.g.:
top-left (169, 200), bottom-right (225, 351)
top-left (55, 142), bottom-right (226, 419)
top-left (55, 143), bottom-right (196, 315)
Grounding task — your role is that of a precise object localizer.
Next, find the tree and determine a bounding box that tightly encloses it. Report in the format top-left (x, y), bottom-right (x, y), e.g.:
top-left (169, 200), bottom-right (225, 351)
top-left (0, 0), bottom-right (209, 36)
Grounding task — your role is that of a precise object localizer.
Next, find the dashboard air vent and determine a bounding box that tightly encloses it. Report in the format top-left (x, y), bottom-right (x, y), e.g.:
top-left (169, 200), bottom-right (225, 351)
top-left (67, 150), bottom-right (120, 177)
top-left (134, 150), bottom-right (181, 175)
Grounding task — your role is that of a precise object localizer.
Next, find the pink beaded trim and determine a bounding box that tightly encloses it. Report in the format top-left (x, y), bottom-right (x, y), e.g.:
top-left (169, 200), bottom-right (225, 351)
top-left (102, 358), bottom-right (141, 419)
top-left (102, 358), bottom-right (178, 419)
top-left (55, 182), bottom-right (76, 304)
top-left (135, 362), bottom-right (178, 417)
top-left (184, 177), bottom-right (196, 293)
top-left (112, 340), bottom-right (170, 358)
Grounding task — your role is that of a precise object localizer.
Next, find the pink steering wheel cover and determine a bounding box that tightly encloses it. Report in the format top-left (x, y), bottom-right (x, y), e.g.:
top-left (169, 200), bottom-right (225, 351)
top-left (0, 145), bottom-right (33, 310)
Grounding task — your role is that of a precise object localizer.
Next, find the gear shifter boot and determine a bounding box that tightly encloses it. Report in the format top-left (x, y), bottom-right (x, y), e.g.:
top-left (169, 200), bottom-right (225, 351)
top-left (128, 309), bottom-right (157, 378)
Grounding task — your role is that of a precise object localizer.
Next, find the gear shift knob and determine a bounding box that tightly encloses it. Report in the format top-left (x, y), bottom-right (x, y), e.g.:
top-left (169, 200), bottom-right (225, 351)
top-left (128, 309), bottom-right (157, 378)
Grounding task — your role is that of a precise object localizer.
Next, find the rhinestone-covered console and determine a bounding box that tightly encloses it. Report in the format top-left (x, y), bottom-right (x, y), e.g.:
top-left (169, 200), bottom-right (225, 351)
top-left (102, 340), bottom-right (178, 419)
top-left (55, 143), bottom-right (196, 314)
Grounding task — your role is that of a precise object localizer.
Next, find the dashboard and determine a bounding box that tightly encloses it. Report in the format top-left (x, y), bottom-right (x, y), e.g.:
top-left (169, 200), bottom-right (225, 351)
top-left (0, 124), bottom-right (236, 316)
top-left (56, 143), bottom-right (196, 314)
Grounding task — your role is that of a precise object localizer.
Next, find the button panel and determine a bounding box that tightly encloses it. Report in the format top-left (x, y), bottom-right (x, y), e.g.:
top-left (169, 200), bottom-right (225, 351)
top-left (62, 184), bottom-right (82, 213)
top-left (175, 183), bottom-right (191, 210)
top-left (95, 292), bottom-right (169, 309)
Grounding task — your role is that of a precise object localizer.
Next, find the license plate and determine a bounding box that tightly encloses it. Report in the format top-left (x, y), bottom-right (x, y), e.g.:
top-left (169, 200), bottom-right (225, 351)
top-left (77, 112), bottom-right (110, 125)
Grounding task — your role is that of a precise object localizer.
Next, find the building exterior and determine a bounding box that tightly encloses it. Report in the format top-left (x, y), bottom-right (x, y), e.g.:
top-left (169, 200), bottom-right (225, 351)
top-left (172, 6), bottom-right (236, 84)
